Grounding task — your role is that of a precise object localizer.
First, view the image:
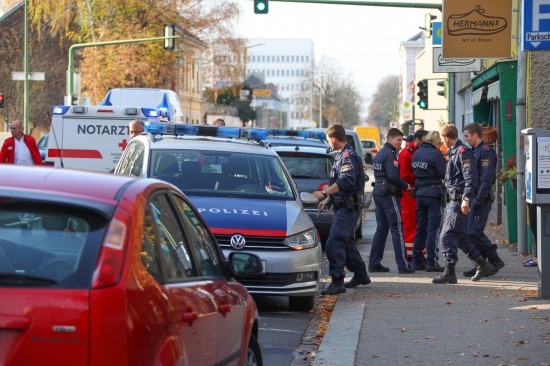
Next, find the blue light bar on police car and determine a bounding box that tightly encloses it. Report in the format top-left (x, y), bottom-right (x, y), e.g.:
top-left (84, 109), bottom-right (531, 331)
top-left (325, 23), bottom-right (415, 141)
top-left (144, 122), bottom-right (267, 140)
top-left (266, 129), bottom-right (325, 140)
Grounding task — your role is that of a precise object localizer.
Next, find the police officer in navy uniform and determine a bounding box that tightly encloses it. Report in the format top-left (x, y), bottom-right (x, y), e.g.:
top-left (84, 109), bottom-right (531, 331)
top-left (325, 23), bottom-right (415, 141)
top-left (462, 122), bottom-right (505, 277)
top-left (411, 131), bottom-right (446, 272)
top-left (369, 128), bottom-right (414, 274)
top-left (314, 124), bottom-right (370, 295)
top-left (433, 124), bottom-right (494, 284)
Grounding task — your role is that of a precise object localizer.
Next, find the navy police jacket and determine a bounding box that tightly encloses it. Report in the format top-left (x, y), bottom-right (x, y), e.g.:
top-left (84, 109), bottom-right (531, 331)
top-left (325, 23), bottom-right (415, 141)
top-left (373, 141), bottom-right (408, 196)
top-left (331, 143), bottom-right (365, 198)
top-left (473, 141), bottom-right (496, 202)
top-left (445, 139), bottom-right (478, 200)
top-left (411, 142), bottom-right (446, 197)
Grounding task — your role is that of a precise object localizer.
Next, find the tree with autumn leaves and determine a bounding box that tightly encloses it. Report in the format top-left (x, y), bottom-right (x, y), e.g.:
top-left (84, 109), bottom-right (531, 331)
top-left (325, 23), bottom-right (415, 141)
top-left (0, 0), bottom-right (244, 131)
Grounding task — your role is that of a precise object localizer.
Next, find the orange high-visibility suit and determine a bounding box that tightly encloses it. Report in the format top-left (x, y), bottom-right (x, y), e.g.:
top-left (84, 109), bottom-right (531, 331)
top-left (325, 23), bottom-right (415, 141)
top-left (398, 141), bottom-right (418, 261)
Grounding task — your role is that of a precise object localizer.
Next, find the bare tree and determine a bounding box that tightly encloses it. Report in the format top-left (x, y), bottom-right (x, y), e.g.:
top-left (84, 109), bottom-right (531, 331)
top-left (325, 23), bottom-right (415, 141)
top-left (367, 75), bottom-right (399, 128)
top-left (309, 55), bottom-right (363, 129)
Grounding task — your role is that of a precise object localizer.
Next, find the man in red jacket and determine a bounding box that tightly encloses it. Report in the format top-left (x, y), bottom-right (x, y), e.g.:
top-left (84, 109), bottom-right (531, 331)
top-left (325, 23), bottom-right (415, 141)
top-left (399, 130), bottom-right (428, 265)
top-left (0, 120), bottom-right (42, 165)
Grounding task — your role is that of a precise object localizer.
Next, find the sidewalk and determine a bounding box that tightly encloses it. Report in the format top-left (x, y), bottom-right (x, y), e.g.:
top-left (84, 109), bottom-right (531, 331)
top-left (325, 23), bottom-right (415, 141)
top-left (314, 196), bottom-right (550, 366)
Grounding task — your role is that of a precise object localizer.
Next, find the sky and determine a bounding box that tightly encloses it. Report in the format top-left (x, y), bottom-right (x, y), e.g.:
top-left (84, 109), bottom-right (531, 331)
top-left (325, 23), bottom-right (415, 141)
top-left (236, 0), bottom-right (441, 114)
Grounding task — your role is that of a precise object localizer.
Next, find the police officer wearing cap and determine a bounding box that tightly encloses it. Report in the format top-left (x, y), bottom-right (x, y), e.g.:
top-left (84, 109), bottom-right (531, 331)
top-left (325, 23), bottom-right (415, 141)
top-left (411, 131), bottom-right (446, 272)
top-left (433, 124), bottom-right (494, 284)
top-left (314, 124), bottom-right (370, 295)
top-left (369, 128), bottom-right (414, 274)
top-left (462, 122), bottom-right (505, 277)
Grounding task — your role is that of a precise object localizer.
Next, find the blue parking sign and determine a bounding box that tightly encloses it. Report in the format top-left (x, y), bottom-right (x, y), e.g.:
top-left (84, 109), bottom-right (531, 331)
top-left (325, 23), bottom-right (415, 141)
top-left (522, 0), bottom-right (550, 51)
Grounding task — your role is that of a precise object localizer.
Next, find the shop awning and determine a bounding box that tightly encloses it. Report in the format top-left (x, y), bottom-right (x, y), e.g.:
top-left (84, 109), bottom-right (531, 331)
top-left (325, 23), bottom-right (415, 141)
top-left (472, 86), bottom-right (485, 106)
top-left (487, 80), bottom-right (500, 101)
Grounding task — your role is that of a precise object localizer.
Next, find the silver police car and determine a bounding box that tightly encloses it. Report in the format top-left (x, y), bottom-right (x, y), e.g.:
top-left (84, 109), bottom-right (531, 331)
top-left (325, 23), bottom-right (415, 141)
top-left (115, 123), bottom-right (322, 311)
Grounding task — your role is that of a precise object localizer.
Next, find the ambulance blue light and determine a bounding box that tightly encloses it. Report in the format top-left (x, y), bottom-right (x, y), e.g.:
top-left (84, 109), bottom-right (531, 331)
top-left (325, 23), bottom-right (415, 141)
top-left (99, 91), bottom-right (112, 106)
top-left (156, 93), bottom-right (172, 121)
top-left (53, 106), bottom-right (70, 115)
top-left (141, 108), bottom-right (159, 118)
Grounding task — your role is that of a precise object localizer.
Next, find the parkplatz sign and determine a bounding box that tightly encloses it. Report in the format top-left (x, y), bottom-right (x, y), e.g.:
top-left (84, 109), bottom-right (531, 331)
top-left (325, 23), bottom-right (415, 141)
top-left (521, 0), bottom-right (550, 51)
top-left (442, 0), bottom-right (512, 58)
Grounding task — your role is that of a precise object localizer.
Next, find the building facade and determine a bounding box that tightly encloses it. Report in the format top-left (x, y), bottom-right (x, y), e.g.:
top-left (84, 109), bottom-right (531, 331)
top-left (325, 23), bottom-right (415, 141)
top-left (246, 39), bottom-right (315, 129)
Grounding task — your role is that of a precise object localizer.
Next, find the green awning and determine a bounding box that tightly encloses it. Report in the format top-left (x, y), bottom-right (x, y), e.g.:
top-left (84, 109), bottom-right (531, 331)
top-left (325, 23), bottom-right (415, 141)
top-left (487, 81), bottom-right (500, 101)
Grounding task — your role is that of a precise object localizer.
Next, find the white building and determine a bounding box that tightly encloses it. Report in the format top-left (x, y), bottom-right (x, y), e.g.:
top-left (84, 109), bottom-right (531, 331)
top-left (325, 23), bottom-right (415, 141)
top-left (246, 39), bottom-right (315, 129)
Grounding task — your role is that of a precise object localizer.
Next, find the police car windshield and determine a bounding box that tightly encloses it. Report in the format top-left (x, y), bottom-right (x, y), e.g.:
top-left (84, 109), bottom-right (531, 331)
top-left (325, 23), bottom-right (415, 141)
top-left (149, 150), bottom-right (294, 200)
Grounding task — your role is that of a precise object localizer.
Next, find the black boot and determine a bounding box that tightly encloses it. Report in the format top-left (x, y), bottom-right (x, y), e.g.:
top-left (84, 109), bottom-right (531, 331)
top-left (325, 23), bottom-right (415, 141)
top-left (471, 256), bottom-right (495, 281)
top-left (432, 264), bottom-right (457, 284)
top-left (462, 263), bottom-right (477, 277)
top-left (344, 274), bottom-right (371, 288)
top-left (489, 255), bottom-right (505, 269)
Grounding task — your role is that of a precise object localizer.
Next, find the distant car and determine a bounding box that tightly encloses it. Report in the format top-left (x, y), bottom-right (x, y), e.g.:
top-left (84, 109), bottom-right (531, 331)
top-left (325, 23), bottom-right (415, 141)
top-left (115, 124), bottom-right (323, 312)
top-left (361, 138), bottom-right (379, 164)
top-left (36, 133), bottom-right (49, 162)
top-left (272, 145), bottom-right (363, 243)
top-left (0, 165), bottom-right (263, 365)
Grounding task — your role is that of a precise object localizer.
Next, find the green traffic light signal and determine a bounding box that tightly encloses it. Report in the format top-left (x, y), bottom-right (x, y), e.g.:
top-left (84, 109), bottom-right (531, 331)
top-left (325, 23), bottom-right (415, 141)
top-left (254, 0), bottom-right (269, 14)
top-left (417, 79), bottom-right (428, 110)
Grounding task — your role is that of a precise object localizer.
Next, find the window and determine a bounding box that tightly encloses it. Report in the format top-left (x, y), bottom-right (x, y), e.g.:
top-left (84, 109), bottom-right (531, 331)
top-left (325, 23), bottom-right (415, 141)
top-left (172, 194), bottom-right (223, 278)
top-left (142, 193), bottom-right (195, 283)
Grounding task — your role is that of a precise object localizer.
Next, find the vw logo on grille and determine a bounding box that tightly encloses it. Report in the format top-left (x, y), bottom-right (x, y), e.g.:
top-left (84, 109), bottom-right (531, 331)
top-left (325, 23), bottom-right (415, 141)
top-left (230, 234), bottom-right (246, 249)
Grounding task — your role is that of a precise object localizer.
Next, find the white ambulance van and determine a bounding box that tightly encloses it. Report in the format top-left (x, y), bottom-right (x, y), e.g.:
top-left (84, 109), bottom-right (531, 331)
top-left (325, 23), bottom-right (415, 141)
top-left (99, 88), bottom-right (183, 122)
top-left (45, 105), bottom-right (160, 172)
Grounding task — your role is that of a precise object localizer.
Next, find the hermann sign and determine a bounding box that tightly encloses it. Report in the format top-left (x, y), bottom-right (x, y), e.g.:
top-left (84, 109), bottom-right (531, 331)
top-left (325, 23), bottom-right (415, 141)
top-left (442, 0), bottom-right (512, 58)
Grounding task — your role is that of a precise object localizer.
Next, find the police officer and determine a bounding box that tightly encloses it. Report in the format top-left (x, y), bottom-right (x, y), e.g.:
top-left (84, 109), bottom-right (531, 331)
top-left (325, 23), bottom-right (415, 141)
top-left (369, 128), bottom-right (414, 274)
top-left (433, 124), bottom-right (494, 284)
top-left (399, 130), bottom-right (428, 264)
top-left (462, 122), bottom-right (505, 277)
top-left (314, 124), bottom-right (370, 295)
top-left (411, 131), bottom-right (446, 272)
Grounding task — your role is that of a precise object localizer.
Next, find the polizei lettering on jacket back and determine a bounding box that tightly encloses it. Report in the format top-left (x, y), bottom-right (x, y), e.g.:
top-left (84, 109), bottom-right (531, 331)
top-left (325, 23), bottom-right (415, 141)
top-left (78, 124), bottom-right (129, 135)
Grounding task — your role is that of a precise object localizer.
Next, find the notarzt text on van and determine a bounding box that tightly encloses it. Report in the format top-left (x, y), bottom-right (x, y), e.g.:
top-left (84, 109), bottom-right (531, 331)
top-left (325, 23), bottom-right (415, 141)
top-left (77, 125), bottom-right (129, 135)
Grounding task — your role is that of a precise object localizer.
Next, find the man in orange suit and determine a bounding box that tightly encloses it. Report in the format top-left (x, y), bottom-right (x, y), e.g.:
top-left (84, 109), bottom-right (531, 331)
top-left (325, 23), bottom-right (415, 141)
top-left (399, 130), bottom-right (428, 265)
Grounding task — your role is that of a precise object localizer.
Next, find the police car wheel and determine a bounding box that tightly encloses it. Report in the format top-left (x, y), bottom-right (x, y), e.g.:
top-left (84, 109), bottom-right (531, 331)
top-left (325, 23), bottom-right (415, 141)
top-left (289, 296), bottom-right (314, 312)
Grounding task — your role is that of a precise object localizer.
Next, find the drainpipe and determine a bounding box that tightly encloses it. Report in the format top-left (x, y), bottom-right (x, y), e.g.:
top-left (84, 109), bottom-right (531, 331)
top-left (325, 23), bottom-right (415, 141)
top-left (516, 48), bottom-right (527, 254)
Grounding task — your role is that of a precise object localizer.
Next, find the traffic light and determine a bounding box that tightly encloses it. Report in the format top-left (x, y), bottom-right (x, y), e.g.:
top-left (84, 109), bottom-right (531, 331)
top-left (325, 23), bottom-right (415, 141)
top-left (164, 23), bottom-right (175, 50)
top-left (417, 79), bottom-right (428, 109)
top-left (437, 80), bottom-right (448, 99)
top-left (254, 0), bottom-right (269, 14)
top-left (0, 93), bottom-right (4, 108)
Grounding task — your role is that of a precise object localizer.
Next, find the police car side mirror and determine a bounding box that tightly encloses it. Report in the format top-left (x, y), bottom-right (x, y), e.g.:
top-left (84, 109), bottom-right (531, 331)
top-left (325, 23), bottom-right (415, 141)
top-left (300, 192), bottom-right (318, 204)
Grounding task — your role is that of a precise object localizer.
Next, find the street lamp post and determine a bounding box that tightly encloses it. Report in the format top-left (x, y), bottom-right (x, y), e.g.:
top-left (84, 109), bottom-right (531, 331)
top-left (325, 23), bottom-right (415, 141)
top-left (314, 85), bottom-right (322, 128)
top-left (66, 35), bottom-right (179, 103)
top-left (243, 43), bottom-right (265, 82)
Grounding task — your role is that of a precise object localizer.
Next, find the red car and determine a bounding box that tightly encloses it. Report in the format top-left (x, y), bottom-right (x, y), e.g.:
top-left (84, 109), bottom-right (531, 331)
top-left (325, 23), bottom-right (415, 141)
top-left (0, 165), bottom-right (263, 366)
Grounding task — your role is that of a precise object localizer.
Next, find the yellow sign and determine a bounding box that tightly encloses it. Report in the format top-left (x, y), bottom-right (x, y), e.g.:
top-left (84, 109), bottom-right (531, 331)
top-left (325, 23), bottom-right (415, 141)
top-left (252, 89), bottom-right (271, 97)
top-left (442, 0), bottom-right (512, 58)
